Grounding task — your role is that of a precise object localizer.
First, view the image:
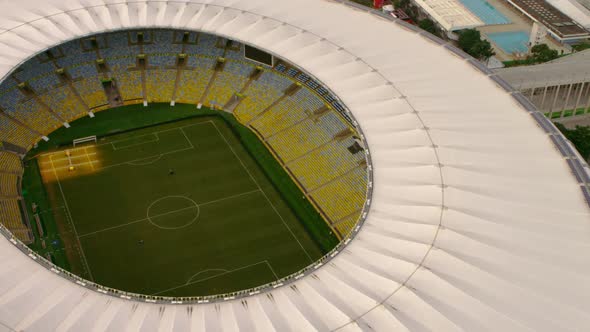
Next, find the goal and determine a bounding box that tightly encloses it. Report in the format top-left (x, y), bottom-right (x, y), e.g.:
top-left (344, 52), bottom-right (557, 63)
top-left (73, 135), bottom-right (97, 147)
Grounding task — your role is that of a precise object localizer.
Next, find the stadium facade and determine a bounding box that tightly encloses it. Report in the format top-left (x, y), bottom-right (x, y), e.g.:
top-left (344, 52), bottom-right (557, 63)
top-left (0, 0), bottom-right (589, 331)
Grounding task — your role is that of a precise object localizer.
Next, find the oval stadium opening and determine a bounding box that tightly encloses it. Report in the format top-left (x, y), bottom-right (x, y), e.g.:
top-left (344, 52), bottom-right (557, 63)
top-left (1, 29), bottom-right (371, 299)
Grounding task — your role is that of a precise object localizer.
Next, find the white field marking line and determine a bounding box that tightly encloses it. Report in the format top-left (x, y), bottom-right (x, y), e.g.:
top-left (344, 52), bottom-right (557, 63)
top-left (152, 260), bottom-right (269, 296)
top-left (49, 154), bottom-right (95, 281)
top-left (146, 196), bottom-right (200, 230)
top-left (199, 188), bottom-right (260, 207)
top-left (179, 127), bottom-right (195, 149)
top-left (111, 132), bottom-right (159, 151)
top-left (186, 269), bottom-right (230, 284)
top-left (83, 147), bottom-right (95, 171)
top-left (126, 154), bottom-right (163, 166)
top-left (39, 121), bottom-right (214, 160)
top-left (41, 146), bottom-right (193, 173)
top-left (40, 121), bottom-right (215, 170)
top-left (265, 260), bottom-right (279, 281)
top-left (210, 121), bottom-right (314, 263)
top-left (77, 189), bottom-right (261, 238)
top-left (78, 205), bottom-right (199, 238)
top-left (38, 153), bottom-right (98, 165)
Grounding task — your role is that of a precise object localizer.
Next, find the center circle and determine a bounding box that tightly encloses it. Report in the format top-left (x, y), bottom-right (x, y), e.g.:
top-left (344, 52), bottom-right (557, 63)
top-left (146, 196), bottom-right (200, 230)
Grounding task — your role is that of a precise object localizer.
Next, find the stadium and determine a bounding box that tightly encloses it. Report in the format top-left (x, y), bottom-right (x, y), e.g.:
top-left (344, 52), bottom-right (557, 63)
top-left (0, 0), bottom-right (589, 331)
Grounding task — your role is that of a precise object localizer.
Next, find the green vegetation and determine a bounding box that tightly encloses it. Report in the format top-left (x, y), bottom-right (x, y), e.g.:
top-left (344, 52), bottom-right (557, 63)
top-left (457, 29), bottom-right (495, 61)
top-left (547, 107), bottom-right (587, 119)
top-left (530, 44), bottom-right (559, 62)
top-left (555, 123), bottom-right (590, 161)
top-left (23, 103), bottom-right (339, 297)
top-left (503, 44), bottom-right (561, 67)
top-left (572, 42), bottom-right (590, 52)
top-left (418, 19), bottom-right (437, 35)
top-left (350, 0), bottom-right (374, 7)
top-left (21, 159), bottom-right (71, 270)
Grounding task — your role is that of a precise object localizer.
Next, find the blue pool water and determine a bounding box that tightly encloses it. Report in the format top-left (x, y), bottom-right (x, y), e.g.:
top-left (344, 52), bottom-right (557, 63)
top-left (487, 31), bottom-right (530, 54)
top-left (458, 0), bottom-right (511, 25)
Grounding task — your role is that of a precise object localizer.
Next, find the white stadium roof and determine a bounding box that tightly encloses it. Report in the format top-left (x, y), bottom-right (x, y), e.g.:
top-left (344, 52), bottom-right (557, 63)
top-left (1, 0), bottom-right (590, 331)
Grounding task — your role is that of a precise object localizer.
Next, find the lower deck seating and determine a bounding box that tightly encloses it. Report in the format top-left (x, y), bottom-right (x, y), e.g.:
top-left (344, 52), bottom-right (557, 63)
top-left (0, 174), bottom-right (19, 197)
top-left (233, 73), bottom-right (286, 123)
top-left (175, 57), bottom-right (215, 104)
top-left (113, 71), bottom-right (142, 101)
top-left (310, 166), bottom-right (367, 224)
top-left (146, 69), bottom-right (176, 103)
top-left (287, 138), bottom-right (365, 190)
top-left (0, 152), bottom-right (21, 173)
top-left (0, 120), bottom-right (38, 149)
top-left (266, 112), bottom-right (347, 163)
top-left (250, 97), bottom-right (311, 137)
top-left (205, 61), bottom-right (250, 107)
top-left (0, 199), bottom-right (32, 243)
top-left (334, 213), bottom-right (361, 238)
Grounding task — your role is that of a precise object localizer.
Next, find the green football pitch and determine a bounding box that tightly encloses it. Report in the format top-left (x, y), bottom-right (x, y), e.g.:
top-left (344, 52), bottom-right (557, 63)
top-left (26, 108), bottom-right (331, 297)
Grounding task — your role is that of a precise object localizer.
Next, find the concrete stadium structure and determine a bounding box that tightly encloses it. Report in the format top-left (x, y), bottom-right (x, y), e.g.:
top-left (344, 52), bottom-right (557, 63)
top-left (496, 49), bottom-right (590, 119)
top-left (0, 0), bottom-right (589, 331)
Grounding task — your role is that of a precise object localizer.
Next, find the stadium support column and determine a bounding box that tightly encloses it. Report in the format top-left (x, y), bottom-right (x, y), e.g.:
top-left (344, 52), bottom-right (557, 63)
top-left (540, 84), bottom-right (549, 110)
top-left (573, 82), bottom-right (585, 115)
top-left (57, 67), bottom-right (93, 117)
top-left (170, 54), bottom-right (187, 104)
top-left (561, 83), bottom-right (574, 117)
top-left (551, 84), bottom-right (561, 115)
top-left (200, 57), bottom-right (225, 108)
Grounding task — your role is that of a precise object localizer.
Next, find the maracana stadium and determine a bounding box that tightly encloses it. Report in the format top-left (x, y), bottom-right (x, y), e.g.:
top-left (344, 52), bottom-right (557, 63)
top-left (0, 0), bottom-right (589, 331)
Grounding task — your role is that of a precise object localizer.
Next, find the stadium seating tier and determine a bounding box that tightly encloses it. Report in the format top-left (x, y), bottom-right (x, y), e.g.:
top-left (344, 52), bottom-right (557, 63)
top-left (0, 29), bottom-right (367, 238)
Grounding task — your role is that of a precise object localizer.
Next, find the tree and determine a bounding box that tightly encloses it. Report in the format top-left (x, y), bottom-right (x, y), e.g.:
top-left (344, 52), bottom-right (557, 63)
top-left (530, 44), bottom-right (559, 63)
top-left (555, 123), bottom-right (590, 161)
top-left (457, 29), bottom-right (496, 61)
top-left (469, 38), bottom-right (495, 61)
top-left (418, 19), bottom-right (437, 35)
top-left (458, 29), bottom-right (481, 51)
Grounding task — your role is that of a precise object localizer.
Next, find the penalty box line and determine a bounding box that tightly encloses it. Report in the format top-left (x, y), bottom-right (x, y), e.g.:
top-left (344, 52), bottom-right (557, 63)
top-left (77, 188), bottom-right (262, 238)
top-left (40, 121), bottom-right (214, 172)
top-left (40, 120), bottom-right (213, 163)
top-left (151, 259), bottom-right (278, 296)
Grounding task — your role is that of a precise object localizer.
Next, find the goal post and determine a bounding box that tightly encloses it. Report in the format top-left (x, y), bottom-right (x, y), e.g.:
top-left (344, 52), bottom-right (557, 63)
top-left (73, 135), bottom-right (97, 147)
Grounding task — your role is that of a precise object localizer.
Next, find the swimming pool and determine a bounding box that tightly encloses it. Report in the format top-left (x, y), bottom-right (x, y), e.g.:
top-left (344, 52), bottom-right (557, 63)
top-left (487, 31), bottom-right (530, 54)
top-left (458, 0), bottom-right (511, 25)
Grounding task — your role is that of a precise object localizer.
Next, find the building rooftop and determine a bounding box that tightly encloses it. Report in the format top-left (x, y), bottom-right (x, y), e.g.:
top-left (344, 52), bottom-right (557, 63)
top-left (412, 0), bottom-right (484, 30)
top-left (547, 0), bottom-right (590, 28)
top-left (510, 0), bottom-right (590, 40)
top-left (495, 49), bottom-right (590, 88)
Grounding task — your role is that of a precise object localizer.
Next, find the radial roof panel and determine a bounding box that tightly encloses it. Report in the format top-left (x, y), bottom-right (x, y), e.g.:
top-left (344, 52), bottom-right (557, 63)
top-left (0, 0), bottom-right (588, 331)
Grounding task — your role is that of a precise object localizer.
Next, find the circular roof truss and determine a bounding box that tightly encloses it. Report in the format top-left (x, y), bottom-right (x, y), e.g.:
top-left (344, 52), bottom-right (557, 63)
top-left (0, 1), bottom-right (588, 331)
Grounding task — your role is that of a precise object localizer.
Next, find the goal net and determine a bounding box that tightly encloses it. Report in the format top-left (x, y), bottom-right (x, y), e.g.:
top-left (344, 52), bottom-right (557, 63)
top-left (73, 135), bottom-right (97, 147)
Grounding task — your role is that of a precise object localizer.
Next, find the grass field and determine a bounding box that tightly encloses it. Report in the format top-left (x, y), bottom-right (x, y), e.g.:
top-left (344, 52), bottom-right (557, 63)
top-left (23, 105), bottom-right (335, 297)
